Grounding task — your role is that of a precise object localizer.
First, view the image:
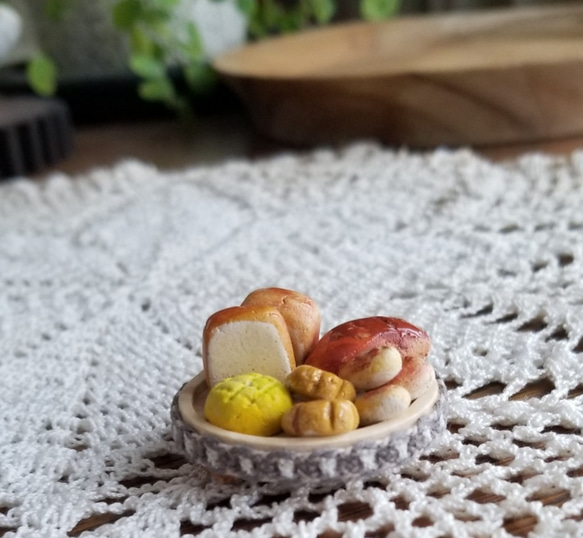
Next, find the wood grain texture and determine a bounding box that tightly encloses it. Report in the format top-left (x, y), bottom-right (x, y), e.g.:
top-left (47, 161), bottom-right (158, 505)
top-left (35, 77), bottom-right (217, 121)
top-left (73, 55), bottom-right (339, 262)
top-left (40, 114), bottom-right (583, 180)
top-left (214, 4), bottom-right (583, 148)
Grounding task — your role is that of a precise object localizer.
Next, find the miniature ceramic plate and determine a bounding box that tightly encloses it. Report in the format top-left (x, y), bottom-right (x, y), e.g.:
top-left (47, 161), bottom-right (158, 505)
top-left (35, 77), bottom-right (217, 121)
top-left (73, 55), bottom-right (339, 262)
top-left (171, 372), bottom-right (447, 484)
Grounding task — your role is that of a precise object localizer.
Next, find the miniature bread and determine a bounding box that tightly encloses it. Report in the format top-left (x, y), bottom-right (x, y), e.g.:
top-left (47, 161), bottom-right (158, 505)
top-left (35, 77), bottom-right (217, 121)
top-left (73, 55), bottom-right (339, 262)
top-left (305, 317), bottom-right (431, 391)
top-left (386, 357), bottom-right (437, 400)
top-left (203, 305), bottom-right (296, 387)
top-left (337, 345), bottom-right (402, 392)
top-left (281, 399), bottom-right (359, 437)
top-left (355, 384), bottom-right (411, 426)
top-left (287, 365), bottom-right (356, 401)
top-left (204, 373), bottom-right (293, 436)
top-left (241, 287), bottom-right (321, 364)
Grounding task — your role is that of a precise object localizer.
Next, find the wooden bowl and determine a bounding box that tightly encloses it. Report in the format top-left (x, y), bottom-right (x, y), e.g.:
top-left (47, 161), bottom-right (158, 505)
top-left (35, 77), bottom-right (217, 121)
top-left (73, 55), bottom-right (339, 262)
top-left (213, 4), bottom-right (583, 148)
top-left (171, 372), bottom-right (447, 484)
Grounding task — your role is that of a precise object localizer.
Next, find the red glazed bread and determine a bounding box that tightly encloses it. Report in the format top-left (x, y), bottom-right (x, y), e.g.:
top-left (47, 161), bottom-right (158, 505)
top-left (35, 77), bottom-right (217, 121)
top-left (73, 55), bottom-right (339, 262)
top-left (305, 317), bottom-right (431, 391)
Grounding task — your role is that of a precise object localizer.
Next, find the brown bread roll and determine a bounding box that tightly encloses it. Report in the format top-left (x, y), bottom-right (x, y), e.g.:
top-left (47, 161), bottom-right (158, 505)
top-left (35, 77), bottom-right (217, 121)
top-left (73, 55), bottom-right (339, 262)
top-left (241, 287), bottom-right (321, 364)
top-left (281, 399), bottom-right (359, 437)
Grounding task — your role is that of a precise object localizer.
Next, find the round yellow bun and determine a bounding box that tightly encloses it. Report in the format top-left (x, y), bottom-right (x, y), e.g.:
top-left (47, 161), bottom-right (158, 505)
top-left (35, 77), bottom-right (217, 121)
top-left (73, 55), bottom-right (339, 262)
top-left (204, 373), bottom-right (293, 436)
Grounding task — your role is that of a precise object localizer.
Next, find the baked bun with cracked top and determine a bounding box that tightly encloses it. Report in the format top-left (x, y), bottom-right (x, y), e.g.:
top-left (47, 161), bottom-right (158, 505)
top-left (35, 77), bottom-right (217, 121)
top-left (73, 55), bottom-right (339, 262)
top-left (241, 287), bottom-right (321, 364)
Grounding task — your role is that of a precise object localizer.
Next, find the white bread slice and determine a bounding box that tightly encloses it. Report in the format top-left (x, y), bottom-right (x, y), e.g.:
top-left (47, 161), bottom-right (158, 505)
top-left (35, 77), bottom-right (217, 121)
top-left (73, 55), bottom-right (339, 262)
top-left (241, 287), bottom-right (321, 364)
top-left (203, 305), bottom-right (296, 387)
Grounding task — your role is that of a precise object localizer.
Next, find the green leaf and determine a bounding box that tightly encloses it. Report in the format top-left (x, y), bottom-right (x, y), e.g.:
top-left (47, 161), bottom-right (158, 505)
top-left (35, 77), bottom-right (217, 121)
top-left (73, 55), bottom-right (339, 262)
top-left (360, 0), bottom-right (401, 20)
top-left (298, 0), bottom-right (312, 21)
top-left (309, 0), bottom-right (335, 24)
top-left (45, 0), bottom-right (70, 20)
top-left (184, 62), bottom-right (217, 94)
top-left (138, 78), bottom-right (176, 102)
top-left (141, 7), bottom-right (171, 25)
top-left (129, 54), bottom-right (166, 79)
top-left (279, 9), bottom-right (304, 32)
top-left (248, 16), bottom-right (267, 39)
top-left (26, 54), bottom-right (58, 96)
top-left (236, 0), bottom-right (256, 18)
top-left (112, 0), bottom-right (142, 29)
top-left (152, 0), bottom-right (180, 8)
top-left (184, 22), bottom-right (204, 59)
top-left (130, 26), bottom-right (155, 56)
top-left (262, 0), bottom-right (285, 30)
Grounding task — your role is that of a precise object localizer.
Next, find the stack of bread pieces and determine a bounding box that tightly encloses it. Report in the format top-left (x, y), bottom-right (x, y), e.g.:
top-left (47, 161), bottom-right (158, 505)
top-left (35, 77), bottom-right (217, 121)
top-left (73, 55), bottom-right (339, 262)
top-left (202, 288), bottom-right (437, 438)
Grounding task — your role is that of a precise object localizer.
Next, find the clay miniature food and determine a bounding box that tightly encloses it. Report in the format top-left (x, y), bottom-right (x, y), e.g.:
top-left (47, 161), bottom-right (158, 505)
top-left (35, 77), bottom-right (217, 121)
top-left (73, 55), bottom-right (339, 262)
top-left (203, 305), bottom-right (296, 387)
top-left (203, 288), bottom-right (321, 387)
top-left (304, 316), bottom-right (431, 390)
top-left (201, 289), bottom-right (437, 437)
top-left (241, 287), bottom-right (321, 364)
top-left (305, 317), bottom-right (436, 427)
top-left (286, 364), bottom-right (356, 401)
top-left (281, 399), bottom-right (359, 437)
top-left (204, 373), bottom-right (293, 436)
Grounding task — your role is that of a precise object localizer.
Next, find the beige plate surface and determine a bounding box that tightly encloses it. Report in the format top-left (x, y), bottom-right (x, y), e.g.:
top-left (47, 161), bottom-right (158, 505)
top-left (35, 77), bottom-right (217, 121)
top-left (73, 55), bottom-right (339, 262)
top-left (178, 372), bottom-right (439, 452)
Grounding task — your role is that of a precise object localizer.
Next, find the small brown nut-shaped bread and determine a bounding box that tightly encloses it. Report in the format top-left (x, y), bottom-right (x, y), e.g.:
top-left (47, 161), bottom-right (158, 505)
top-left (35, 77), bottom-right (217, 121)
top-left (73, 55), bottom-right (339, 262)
top-left (355, 384), bottom-right (411, 426)
top-left (287, 365), bottom-right (356, 401)
top-left (281, 399), bottom-right (359, 437)
top-left (241, 287), bottom-right (321, 364)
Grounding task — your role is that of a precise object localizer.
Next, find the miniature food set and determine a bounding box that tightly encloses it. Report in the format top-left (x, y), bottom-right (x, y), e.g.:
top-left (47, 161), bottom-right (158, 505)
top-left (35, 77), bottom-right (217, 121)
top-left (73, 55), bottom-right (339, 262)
top-left (171, 288), bottom-right (447, 483)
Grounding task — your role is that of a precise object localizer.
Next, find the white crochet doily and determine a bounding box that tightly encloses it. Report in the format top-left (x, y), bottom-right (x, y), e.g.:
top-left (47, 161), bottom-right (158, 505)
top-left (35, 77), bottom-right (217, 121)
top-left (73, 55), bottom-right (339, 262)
top-left (1, 144), bottom-right (583, 537)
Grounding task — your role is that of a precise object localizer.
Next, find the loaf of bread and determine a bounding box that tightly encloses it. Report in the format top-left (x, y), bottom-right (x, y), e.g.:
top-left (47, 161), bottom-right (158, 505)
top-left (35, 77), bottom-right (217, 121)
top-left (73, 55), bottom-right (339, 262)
top-left (241, 287), bottom-right (321, 364)
top-left (203, 305), bottom-right (296, 387)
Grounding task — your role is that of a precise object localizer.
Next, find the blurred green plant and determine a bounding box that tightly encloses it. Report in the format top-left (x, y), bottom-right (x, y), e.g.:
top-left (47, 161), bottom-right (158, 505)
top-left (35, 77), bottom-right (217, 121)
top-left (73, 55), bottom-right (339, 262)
top-left (26, 0), bottom-right (402, 114)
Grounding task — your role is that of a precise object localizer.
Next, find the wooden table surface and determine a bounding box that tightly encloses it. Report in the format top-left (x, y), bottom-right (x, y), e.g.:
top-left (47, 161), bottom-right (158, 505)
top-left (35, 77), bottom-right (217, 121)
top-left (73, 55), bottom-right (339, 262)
top-left (31, 112), bottom-right (583, 537)
top-left (44, 110), bottom-right (583, 179)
